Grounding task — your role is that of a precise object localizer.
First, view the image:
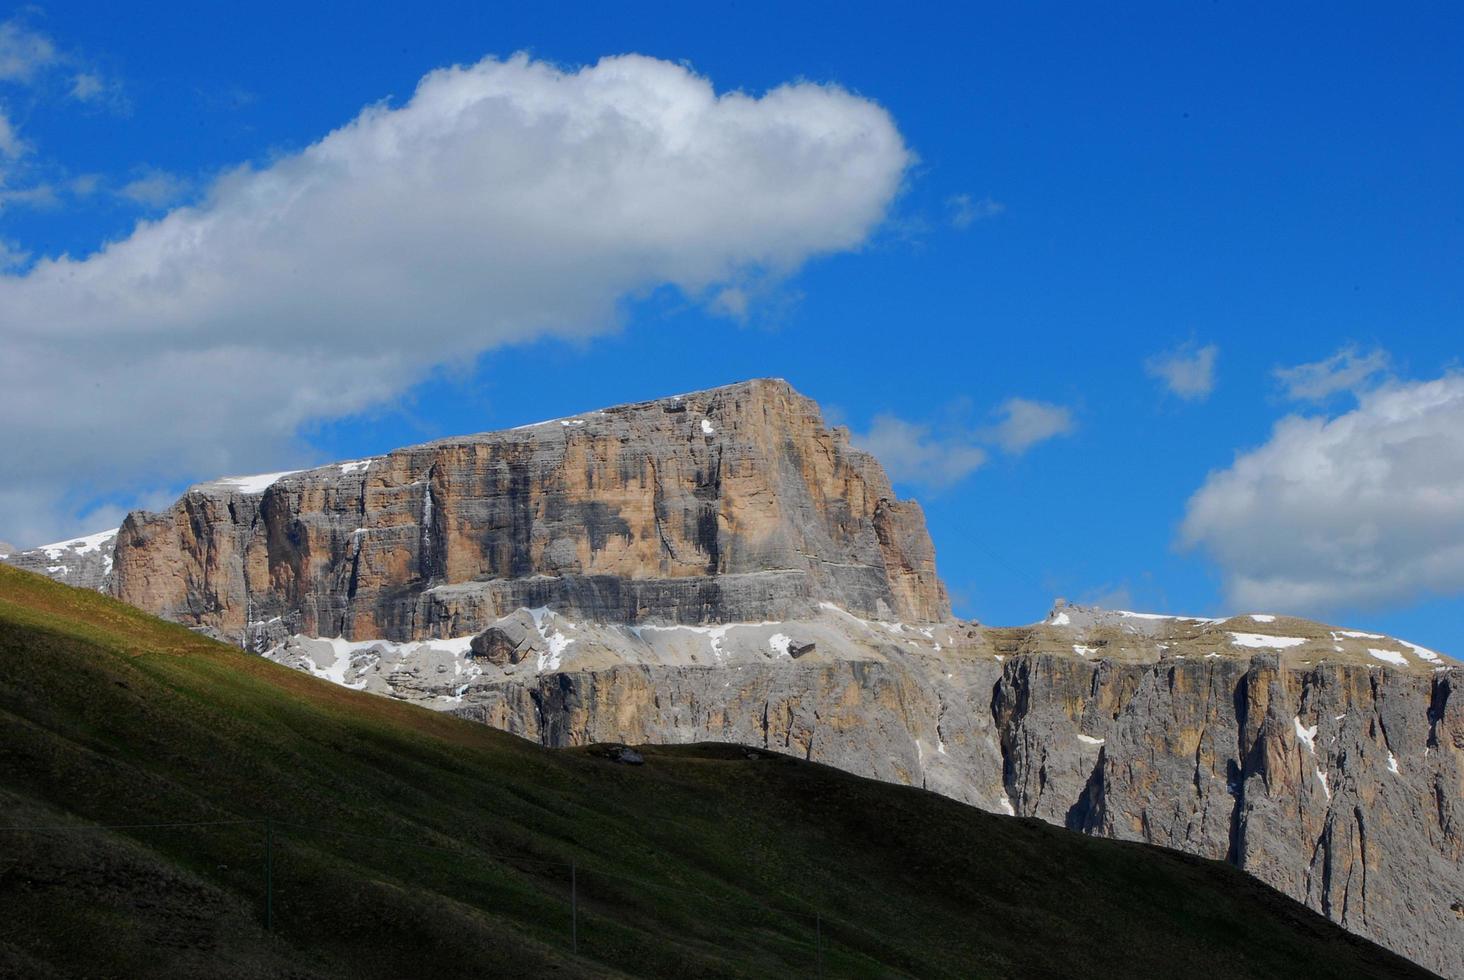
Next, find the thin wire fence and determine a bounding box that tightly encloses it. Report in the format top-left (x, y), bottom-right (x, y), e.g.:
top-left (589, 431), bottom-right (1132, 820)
top-left (0, 814), bottom-right (839, 976)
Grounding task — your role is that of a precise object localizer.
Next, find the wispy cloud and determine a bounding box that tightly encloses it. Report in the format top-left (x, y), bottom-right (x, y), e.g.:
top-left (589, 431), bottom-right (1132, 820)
top-left (851, 395), bottom-right (1074, 491)
top-left (946, 192), bottom-right (1004, 229)
top-left (851, 415), bottom-right (989, 488)
top-left (988, 397), bottom-right (1074, 453)
top-left (117, 167), bottom-right (190, 208)
top-left (0, 19), bottom-right (57, 83)
top-left (0, 106), bottom-right (25, 159)
top-left (0, 17), bottom-right (128, 209)
top-left (1145, 341), bottom-right (1218, 401)
top-left (1275, 344), bottom-right (1390, 402)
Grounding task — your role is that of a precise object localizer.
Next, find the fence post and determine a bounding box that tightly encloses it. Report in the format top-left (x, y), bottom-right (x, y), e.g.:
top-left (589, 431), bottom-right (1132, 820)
top-left (265, 818), bottom-right (273, 932)
top-left (816, 912), bottom-right (823, 977)
top-left (570, 860), bottom-right (578, 954)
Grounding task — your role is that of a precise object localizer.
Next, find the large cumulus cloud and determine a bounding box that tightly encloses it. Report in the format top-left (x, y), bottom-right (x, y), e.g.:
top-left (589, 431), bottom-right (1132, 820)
top-left (1181, 374), bottom-right (1464, 612)
top-left (0, 53), bottom-right (910, 544)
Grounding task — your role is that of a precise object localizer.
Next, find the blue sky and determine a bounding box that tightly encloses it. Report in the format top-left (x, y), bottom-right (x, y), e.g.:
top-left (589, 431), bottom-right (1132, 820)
top-left (2, 3), bottom-right (1462, 651)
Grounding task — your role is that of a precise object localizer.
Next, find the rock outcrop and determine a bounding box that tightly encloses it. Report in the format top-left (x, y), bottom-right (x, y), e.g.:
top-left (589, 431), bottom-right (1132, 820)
top-left (4, 379), bottom-right (1460, 977)
top-left (107, 379), bottom-right (946, 646)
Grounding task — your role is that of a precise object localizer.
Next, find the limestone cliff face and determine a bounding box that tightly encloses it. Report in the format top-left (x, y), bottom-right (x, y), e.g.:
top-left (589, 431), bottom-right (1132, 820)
top-left (109, 379), bottom-right (947, 643)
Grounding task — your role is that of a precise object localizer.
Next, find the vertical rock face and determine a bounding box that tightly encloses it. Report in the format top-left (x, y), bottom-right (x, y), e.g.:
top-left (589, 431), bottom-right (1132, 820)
top-left (108, 379), bottom-right (948, 643)
top-left (8, 380), bottom-right (1462, 977)
top-left (987, 654), bottom-right (1463, 979)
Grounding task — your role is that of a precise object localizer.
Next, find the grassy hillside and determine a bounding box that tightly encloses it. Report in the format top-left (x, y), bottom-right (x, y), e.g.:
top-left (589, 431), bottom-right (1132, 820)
top-left (0, 564), bottom-right (1433, 979)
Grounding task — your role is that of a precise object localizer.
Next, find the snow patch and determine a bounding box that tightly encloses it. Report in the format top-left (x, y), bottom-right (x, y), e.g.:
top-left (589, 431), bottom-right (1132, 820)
top-left (1050, 611), bottom-right (1071, 626)
top-left (1386, 752), bottom-right (1400, 775)
top-left (1293, 716), bottom-right (1318, 754)
top-left (1335, 629), bottom-right (1385, 640)
top-left (527, 607), bottom-right (575, 672)
top-left (1229, 632), bottom-right (1306, 649)
top-left (1073, 644), bottom-right (1099, 657)
top-left (767, 633), bottom-right (793, 657)
top-left (1248, 614), bottom-right (1276, 623)
top-left (700, 418), bottom-right (715, 435)
top-left (1315, 768), bottom-right (1331, 800)
top-left (1367, 648), bottom-right (1408, 667)
top-left (1118, 610), bottom-right (1219, 622)
top-left (1398, 640), bottom-right (1442, 664)
top-left (211, 470), bottom-right (302, 495)
top-left (337, 459), bottom-right (374, 474)
top-left (1076, 734), bottom-right (1105, 746)
top-left (37, 528), bottom-right (117, 560)
top-left (997, 794), bottom-right (1015, 816)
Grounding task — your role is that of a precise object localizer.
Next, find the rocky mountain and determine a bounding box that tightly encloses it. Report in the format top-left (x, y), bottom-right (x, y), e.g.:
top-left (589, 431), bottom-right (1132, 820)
top-left (5, 378), bottom-right (1461, 977)
top-left (2, 528), bottom-right (117, 592)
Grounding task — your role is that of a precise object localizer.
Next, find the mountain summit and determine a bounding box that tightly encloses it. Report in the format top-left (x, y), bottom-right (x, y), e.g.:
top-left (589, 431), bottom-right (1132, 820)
top-left (111, 378), bottom-right (947, 644)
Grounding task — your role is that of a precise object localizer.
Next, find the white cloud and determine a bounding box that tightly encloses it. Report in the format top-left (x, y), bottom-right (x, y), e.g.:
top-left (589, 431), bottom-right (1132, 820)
top-left (116, 167), bottom-right (190, 207)
top-left (1274, 344), bottom-right (1390, 401)
top-left (852, 395), bottom-right (1074, 489)
top-left (0, 107), bottom-right (26, 158)
top-left (850, 415), bottom-right (988, 489)
top-left (0, 183), bottom-right (56, 209)
top-left (1181, 374), bottom-right (1464, 612)
top-left (1145, 341), bottom-right (1217, 401)
top-left (0, 53), bottom-right (910, 545)
top-left (0, 20), bottom-right (57, 83)
top-left (0, 239), bottom-right (28, 269)
top-left (988, 397), bottom-right (1074, 453)
top-left (0, 18), bottom-right (124, 112)
top-left (69, 71), bottom-right (102, 100)
top-left (68, 173), bottom-right (100, 196)
top-left (946, 192), bottom-right (1003, 229)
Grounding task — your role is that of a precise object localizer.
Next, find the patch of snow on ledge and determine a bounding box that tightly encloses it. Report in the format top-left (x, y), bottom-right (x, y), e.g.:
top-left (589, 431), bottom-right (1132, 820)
top-left (37, 528), bottom-right (117, 559)
top-left (700, 418), bottom-right (715, 435)
top-left (211, 470), bottom-right (303, 495)
top-left (1229, 632), bottom-right (1306, 650)
top-left (1398, 640), bottom-right (1442, 664)
top-left (1118, 610), bottom-right (1219, 622)
top-left (1367, 648), bottom-right (1408, 667)
top-left (1076, 734), bottom-right (1105, 746)
top-left (1248, 614), bottom-right (1276, 623)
